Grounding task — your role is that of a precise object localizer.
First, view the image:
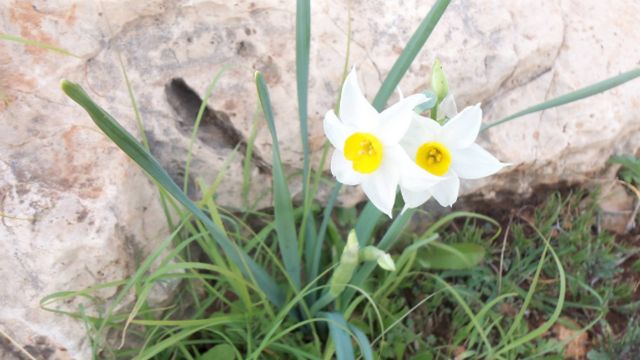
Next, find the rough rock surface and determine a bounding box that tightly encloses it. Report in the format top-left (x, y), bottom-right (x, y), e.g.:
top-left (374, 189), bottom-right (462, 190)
top-left (1, 0), bottom-right (639, 358)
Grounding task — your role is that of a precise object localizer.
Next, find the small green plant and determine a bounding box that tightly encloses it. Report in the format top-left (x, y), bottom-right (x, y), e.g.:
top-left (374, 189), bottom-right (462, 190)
top-left (610, 155), bottom-right (640, 187)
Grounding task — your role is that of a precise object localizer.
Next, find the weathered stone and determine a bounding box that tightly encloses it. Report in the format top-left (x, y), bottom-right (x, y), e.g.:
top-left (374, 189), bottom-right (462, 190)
top-left (599, 182), bottom-right (637, 234)
top-left (1, 0), bottom-right (640, 358)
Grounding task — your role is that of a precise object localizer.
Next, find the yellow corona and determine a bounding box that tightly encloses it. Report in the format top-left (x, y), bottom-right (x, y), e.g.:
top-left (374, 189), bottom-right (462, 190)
top-left (416, 141), bottom-right (451, 176)
top-left (344, 132), bottom-right (384, 174)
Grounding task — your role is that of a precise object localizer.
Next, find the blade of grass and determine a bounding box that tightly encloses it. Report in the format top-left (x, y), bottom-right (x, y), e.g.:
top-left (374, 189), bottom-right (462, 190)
top-left (183, 65), bottom-right (232, 193)
top-left (255, 72), bottom-right (302, 291)
top-left (307, 183), bottom-right (340, 287)
top-left (482, 68), bottom-right (640, 131)
top-left (371, 0), bottom-right (451, 109)
top-left (61, 80), bottom-right (284, 308)
top-left (0, 33), bottom-right (79, 57)
top-left (430, 274), bottom-right (494, 355)
top-left (499, 233), bottom-right (550, 343)
top-left (494, 224), bottom-right (566, 357)
top-left (133, 324), bottom-right (210, 360)
top-left (242, 106), bottom-right (262, 209)
top-left (296, 0), bottom-right (314, 253)
top-left (115, 52), bottom-right (183, 235)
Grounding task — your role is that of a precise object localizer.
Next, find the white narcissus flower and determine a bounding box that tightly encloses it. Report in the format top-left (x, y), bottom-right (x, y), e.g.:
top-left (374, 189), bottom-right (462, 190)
top-left (324, 69), bottom-right (442, 217)
top-left (399, 101), bottom-right (508, 208)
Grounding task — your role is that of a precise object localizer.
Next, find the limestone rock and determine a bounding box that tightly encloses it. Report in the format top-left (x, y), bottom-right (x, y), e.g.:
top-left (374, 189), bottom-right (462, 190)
top-left (1, 0), bottom-right (640, 358)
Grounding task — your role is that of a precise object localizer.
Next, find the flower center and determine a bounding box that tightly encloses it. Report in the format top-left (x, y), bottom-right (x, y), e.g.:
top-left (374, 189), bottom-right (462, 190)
top-left (416, 141), bottom-right (451, 176)
top-left (344, 132), bottom-right (384, 174)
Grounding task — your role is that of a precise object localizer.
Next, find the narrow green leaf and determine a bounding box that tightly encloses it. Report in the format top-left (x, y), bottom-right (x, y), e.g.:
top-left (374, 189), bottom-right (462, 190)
top-left (61, 80), bottom-right (284, 308)
top-left (371, 0), bottom-right (451, 109)
top-left (255, 72), bottom-right (302, 290)
top-left (322, 312), bottom-right (355, 360)
top-left (134, 325), bottom-right (209, 360)
top-left (482, 68), bottom-right (640, 131)
top-left (429, 274), bottom-right (493, 353)
top-left (296, 0), bottom-right (317, 294)
top-left (308, 182), bottom-right (341, 285)
top-left (354, 202), bottom-right (384, 247)
top-left (296, 0), bottom-right (312, 202)
top-left (200, 344), bottom-right (237, 360)
top-left (184, 66), bottom-right (231, 193)
top-left (0, 33), bottom-right (79, 57)
top-left (494, 225), bottom-right (567, 356)
top-left (348, 324), bottom-right (374, 360)
top-left (419, 242), bottom-right (485, 270)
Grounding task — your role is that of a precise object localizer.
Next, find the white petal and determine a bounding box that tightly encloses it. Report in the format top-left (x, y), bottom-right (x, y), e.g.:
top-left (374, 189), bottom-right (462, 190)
top-left (438, 93), bottom-right (458, 120)
top-left (377, 94), bottom-right (427, 145)
top-left (441, 105), bottom-right (482, 149)
top-left (451, 143), bottom-right (508, 179)
top-left (400, 186), bottom-right (432, 210)
top-left (339, 68), bottom-right (379, 129)
top-left (330, 150), bottom-right (362, 185)
top-left (430, 172), bottom-right (460, 207)
top-left (360, 150), bottom-right (400, 218)
top-left (400, 115), bottom-right (441, 159)
top-left (323, 110), bottom-right (352, 150)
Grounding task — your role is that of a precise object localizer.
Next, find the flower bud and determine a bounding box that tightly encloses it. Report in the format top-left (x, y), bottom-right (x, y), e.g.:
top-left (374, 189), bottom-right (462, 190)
top-left (360, 246), bottom-right (396, 272)
top-left (431, 58), bottom-right (449, 102)
top-left (328, 230), bottom-right (360, 297)
top-left (377, 253), bottom-right (396, 272)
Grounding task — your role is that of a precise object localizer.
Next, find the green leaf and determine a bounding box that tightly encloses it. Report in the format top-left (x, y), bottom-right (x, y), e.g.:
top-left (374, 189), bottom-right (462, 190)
top-left (306, 180), bottom-right (340, 304)
top-left (296, 0), bottom-right (312, 199)
top-left (348, 324), bottom-right (374, 360)
top-left (255, 72), bottom-right (302, 291)
top-left (61, 80), bottom-right (284, 308)
top-left (482, 68), bottom-right (640, 131)
top-left (184, 66), bottom-right (231, 193)
top-left (296, 0), bottom-right (316, 263)
top-left (492, 225), bottom-right (566, 357)
top-left (353, 202), bottom-right (384, 247)
top-left (199, 344), bottom-right (237, 360)
top-left (372, 0), bottom-right (451, 110)
top-left (418, 242), bottom-right (485, 270)
top-left (134, 325), bottom-right (208, 360)
top-left (322, 312), bottom-right (355, 360)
